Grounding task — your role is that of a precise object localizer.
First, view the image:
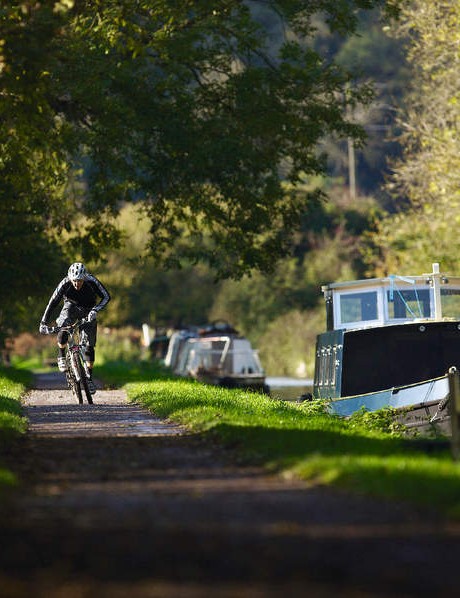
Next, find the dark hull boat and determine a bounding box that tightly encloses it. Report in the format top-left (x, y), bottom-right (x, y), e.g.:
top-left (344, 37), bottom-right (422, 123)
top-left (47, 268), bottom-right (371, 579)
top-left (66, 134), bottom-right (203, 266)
top-left (313, 263), bottom-right (460, 429)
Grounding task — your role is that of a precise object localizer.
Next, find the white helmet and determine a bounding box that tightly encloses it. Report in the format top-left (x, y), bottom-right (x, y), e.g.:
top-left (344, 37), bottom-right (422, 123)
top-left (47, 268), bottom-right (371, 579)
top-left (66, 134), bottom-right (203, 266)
top-left (68, 262), bottom-right (87, 281)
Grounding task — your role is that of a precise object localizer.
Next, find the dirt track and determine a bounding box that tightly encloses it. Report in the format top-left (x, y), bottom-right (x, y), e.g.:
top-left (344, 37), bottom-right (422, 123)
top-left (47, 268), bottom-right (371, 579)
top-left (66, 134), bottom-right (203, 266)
top-left (1, 373), bottom-right (460, 597)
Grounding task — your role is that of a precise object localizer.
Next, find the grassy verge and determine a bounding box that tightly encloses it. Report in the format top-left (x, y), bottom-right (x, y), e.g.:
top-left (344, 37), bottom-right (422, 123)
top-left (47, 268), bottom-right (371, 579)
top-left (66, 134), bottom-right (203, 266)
top-left (96, 358), bottom-right (173, 386)
top-left (0, 367), bottom-right (29, 490)
top-left (98, 361), bottom-right (460, 518)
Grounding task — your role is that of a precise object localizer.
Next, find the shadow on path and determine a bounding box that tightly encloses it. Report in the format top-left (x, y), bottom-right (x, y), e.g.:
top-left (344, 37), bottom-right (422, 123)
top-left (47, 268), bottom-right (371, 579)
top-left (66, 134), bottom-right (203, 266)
top-left (0, 373), bottom-right (459, 597)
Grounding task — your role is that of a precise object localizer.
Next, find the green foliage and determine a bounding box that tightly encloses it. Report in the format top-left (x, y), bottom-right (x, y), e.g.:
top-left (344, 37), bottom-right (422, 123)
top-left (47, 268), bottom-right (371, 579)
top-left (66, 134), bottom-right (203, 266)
top-left (257, 306), bottom-right (325, 377)
top-left (324, 8), bottom-right (408, 195)
top-left (363, 209), bottom-right (460, 276)
top-left (0, 367), bottom-right (29, 491)
top-left (126, 265), bottom-right (218, 328)
top-left (0, 367), bottom-right (31, 403)
top-left (296, 398), bottom-right (331, 416)
top-left (207, 192), bottom-right (378, 374)
top-left (0, 2), bottom-right (72, 343)
top-left (348, 406), bottom-right (408, 435)
top-left (1, 1), bottom-right (396, 282)
top-left (96, 359), bottom-right (174, 387)
top-left (87, 204), bottom-right (219, 327)
top-left (2, 1), bottom-right (411, 377)
top-left (364, 1), bottom-right (460, 275)
top-left (96, 327), bottom-right (144, 363)
top-left (87, 192), bottom-right (376, 377)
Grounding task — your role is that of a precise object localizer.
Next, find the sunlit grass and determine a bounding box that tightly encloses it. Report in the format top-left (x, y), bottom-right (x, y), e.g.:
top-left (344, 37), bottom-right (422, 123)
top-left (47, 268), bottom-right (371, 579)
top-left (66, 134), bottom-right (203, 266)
top-left (96, 358), bottom-right (173, 386)
top-left (119, 372), bottom-right (459, 517)
top-left (0, 367), bottom-right (29, 492)
top-left (11, 355), bottom-right (46, 371)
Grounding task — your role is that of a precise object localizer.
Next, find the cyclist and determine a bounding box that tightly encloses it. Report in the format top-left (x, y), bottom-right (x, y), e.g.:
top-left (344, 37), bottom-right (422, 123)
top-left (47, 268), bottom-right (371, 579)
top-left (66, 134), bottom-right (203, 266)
top-left (39, 262), bottom-right (111, 394)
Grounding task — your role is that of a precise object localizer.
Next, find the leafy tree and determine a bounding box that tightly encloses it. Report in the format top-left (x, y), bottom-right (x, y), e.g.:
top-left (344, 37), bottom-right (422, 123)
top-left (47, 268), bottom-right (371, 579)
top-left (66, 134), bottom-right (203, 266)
top-left (1, 1), bottom-right (400, 275)
top-left (306, 8), bottom-right (408, 202)
top-left (89, 204), bottom-right (219, 328)
top-left (0, 2), bottom-right (77, 343)
top-left (209, 188), bottom-right (377, 341)
top-left (0, 209), bottom-right (66, 348)
top-left (364, 0), bottom-right (460, 275)
top-left (1, 1), bottom-right (403, 348)
top-left (334, 10), bottom-right (408, 197)
top-left (257, 306), bottom-right (325, 377)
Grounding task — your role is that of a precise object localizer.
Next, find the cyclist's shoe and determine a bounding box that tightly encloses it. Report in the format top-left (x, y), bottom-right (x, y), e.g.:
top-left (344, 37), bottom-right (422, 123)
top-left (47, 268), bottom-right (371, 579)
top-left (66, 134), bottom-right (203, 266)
top-left (57, 356), bottom-right (67, 372)
top-left (87, 376), bottom-right (97, 394)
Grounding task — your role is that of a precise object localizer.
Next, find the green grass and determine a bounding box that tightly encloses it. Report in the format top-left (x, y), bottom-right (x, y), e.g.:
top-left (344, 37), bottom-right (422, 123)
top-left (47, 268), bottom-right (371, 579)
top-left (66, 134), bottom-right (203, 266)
top-left (95, 359), bottom-right (460, 518)
top-left (4, 357), bottom-right (459, 516)
top-left (11, 355), bottom-right (47, 371)
top-left (0, 367), bottom-right (29, 491)
top-left (96, 358), bottom-right (173, 386)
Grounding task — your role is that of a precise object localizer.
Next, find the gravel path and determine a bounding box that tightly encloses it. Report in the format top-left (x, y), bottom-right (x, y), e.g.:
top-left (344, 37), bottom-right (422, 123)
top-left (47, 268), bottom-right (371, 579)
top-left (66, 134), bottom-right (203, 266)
top-left (1, 373), bottom-right (460, 597)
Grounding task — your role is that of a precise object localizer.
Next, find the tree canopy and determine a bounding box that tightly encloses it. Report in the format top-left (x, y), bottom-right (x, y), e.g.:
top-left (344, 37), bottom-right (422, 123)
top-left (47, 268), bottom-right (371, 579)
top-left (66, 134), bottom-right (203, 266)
top-left (365, 0), bottom-right (460, 275)
top-left (1, 0), bottom-right (402, 345)
top-left (1, 1), bottom-right (400, 268)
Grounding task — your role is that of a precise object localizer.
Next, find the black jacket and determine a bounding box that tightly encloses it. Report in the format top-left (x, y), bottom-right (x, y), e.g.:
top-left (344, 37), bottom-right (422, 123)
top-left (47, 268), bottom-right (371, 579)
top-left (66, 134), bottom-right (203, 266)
top-left (41, 274), bottom-right (110, 324)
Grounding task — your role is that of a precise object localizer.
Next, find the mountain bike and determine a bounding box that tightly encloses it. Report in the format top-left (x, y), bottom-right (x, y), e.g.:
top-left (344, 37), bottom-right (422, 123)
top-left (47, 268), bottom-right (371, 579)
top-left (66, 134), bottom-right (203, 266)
top-left (45, 319), bottom-right (94, 405)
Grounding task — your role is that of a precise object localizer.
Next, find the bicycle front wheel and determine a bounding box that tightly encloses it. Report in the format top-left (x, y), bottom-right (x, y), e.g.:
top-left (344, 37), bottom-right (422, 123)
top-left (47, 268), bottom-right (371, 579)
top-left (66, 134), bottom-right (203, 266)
top-left (77, 357), bottom-right (93, 405)
top-left (65, 353), bottom-right (83, 404)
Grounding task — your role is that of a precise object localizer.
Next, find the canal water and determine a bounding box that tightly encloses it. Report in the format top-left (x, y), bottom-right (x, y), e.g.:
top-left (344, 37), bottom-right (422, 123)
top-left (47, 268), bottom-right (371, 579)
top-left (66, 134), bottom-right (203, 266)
top-left (266, 377), bottom-right (313, 402)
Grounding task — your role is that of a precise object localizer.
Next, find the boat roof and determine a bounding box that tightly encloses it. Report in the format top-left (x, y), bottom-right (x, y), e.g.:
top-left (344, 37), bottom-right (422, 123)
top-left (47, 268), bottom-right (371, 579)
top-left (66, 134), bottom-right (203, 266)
top-left (321, 263), bottom-right (460, 331)
top-left (322, 268), bottom-right (460, 293)
top-left (187, 335), bottom-right (245, 343)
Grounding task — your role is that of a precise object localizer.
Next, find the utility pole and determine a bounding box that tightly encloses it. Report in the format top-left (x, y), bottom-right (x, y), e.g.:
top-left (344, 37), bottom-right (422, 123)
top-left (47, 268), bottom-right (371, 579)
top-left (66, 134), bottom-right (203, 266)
top-left (347, 136), bottom-right (356, 201)
top-left (345, 82), bottom-right (357, 201)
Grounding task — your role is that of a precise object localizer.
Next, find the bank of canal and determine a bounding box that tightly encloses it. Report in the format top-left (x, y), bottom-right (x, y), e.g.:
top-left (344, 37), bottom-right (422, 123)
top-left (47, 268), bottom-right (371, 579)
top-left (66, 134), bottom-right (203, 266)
top-left (267, 376), bottom-right (313, 401)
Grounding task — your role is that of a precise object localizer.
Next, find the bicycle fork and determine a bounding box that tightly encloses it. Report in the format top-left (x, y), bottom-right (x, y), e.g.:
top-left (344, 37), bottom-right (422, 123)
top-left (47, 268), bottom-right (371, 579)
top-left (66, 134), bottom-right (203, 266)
top-left (70, 346), bottom-right (89, 381)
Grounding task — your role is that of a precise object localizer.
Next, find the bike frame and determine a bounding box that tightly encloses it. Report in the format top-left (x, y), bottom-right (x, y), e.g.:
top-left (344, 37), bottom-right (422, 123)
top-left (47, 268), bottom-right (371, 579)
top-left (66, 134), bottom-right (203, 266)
top-left (48, 320), bottom-right (93, 405)
top-left (67, 324), bottom-right (88, 375)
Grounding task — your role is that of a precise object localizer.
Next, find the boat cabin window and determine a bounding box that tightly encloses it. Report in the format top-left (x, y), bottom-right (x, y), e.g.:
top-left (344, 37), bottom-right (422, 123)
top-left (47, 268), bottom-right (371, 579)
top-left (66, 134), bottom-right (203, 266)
top-left (339, 291), bottom-right (378, 324)
top-left (387, 289), bottom-right (431, 320)
top-left (441, 288), bottom-right (460, 318)
top-left (326, 268), bottom-right (460, 331)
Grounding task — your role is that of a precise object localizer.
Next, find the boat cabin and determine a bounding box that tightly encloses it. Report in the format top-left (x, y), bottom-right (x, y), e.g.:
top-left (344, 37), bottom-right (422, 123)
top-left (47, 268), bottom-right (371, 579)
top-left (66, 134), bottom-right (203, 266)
top-left (314, 264), bottom-right (460, 399)
top-left (174, 335), bottom-right (264, 379)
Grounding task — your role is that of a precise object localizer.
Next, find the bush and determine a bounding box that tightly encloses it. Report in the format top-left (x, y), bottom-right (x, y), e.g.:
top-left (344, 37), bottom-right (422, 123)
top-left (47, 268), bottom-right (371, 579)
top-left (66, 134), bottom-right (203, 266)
top-left (348, 406), bottom-right (408, 436)
top-left (257, 307), bottom-right (325, 378)
top-left (10, 326), bottom-right (145, 368)
top-left (96, 326), bottom-right (144, 363)
top-left (11, 332), bottom-right (56, 364)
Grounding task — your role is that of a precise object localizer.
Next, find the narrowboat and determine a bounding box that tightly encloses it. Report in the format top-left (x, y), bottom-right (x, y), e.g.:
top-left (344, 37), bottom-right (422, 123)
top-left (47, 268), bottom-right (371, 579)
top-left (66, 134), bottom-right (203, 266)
top-left (165, 321), bottom-right (268, 392)
top-left (313, 263), bottom-right (460, 423)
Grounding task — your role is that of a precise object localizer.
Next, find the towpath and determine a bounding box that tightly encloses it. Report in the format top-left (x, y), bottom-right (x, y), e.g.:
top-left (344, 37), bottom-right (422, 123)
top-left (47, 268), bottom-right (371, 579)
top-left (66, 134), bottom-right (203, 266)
top-left (1, 372), bottom-right (460, 597)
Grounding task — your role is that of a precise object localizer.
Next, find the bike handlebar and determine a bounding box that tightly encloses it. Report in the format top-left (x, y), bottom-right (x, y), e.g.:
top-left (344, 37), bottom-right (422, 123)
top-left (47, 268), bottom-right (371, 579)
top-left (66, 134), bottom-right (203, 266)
top-left (42, 318), bottom-right (89, 335)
